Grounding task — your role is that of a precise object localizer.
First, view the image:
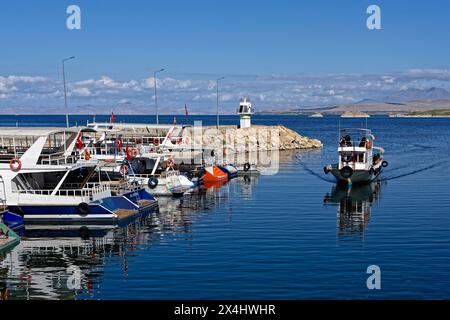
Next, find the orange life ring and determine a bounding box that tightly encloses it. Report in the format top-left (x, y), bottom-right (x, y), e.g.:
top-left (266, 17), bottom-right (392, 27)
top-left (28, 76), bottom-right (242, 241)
top-left (9, 158), bottom-right (22, 172)
top-left (84, 150), bottom-right (90, 160)
top-left (165, 156), bottom-right (175, 168)
top-left (130, 148), bottom-right (139, 158)
top-left (177, 138), bottom-right (183, 145)
top-left (366, 141), bottom-right (372, 149)
top-left (120, 164), bottom-right (129, 175)
top-left (154, 138), bottom-right (160, 146)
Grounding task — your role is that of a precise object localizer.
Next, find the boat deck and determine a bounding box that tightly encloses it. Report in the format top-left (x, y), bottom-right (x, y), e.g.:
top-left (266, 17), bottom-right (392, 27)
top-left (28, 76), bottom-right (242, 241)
top-left (137, 199), bottom-right (157, 208)
top-left (114, 209), bottom-right (140, 219)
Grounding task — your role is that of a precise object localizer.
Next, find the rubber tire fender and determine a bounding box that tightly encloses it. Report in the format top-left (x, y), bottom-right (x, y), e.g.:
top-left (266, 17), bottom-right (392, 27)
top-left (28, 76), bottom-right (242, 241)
top-left (77, 202), bottom-right (89, 217)
top-left (148, 176), bottom-right (159, 189)
top-left (340, 166), bottom-right (353, 179)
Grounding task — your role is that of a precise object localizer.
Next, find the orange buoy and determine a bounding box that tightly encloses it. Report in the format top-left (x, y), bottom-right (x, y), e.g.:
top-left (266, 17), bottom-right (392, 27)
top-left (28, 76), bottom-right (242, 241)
top-left (130, 148), bottom-right (139, 158)
top-left (120, 164), bottom-right (129, 175)
top-left (84, 150), bottom-right (90, 161)
top-left (9, 158), bottom-right (22, 172)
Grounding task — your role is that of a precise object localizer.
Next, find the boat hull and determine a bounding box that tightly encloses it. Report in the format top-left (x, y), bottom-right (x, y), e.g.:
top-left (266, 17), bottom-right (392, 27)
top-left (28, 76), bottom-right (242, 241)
top-left (218, 165), bottom-right (238, 180)
top-left (329, 164), bottom-right (382, 185)
top-left (8, 193), bottom-right (154, 223)
top-left (203, 166), bottom-right (228, 182)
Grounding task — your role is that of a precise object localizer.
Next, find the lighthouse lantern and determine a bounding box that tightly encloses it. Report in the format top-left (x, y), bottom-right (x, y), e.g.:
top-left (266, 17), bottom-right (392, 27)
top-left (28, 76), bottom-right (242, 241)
top-left (237, 97), bottom-right (253, 129)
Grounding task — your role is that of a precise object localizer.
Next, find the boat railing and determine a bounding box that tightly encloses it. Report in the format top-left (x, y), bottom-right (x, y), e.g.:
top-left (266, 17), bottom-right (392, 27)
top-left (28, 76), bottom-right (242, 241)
top-left (14, 182), bottom-right (111, 198)
top-left (40, 154), bottom-right (80, 165)
top-left (81, 145), bottom-right (124, 157)
top-left (85, 181), bottom-right (142, 194)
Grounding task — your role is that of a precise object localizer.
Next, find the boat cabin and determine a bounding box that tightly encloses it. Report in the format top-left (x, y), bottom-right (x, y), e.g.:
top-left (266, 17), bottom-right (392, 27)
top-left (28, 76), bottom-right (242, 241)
top-left (338, 128), bottom-right (375, 171)
top-left (0, 127), bottom-right (82, 166)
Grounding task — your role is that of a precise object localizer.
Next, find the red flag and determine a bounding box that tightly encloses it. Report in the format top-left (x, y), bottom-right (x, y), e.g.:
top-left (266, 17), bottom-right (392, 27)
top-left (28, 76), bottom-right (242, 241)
top-left (184, 104), bottom-right (189, 116)
top-left (111, 112), bottom-right (115, 123)
top-left (125, 144), bottom-right (131, 160)
top-left (76, 132), bottom-right (83, 150)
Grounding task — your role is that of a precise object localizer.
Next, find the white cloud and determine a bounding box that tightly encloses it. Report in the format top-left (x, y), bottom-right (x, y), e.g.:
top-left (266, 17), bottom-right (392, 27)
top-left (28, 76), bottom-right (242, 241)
top-left (71, 87), bottom-right (92, 97)
top-left (2, 70), bottom-right (450, 112)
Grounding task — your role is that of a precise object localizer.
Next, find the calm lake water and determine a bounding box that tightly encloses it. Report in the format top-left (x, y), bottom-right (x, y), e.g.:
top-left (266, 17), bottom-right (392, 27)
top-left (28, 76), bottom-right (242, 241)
top-left (1, 114), bottom-right (450, 299)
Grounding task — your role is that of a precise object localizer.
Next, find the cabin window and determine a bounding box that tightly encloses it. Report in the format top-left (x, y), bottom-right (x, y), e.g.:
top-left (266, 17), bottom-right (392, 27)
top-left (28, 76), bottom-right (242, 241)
top-left (357, 153), bottom-right (365, 163)
top-left (340, 152), bottom-right (365, 163)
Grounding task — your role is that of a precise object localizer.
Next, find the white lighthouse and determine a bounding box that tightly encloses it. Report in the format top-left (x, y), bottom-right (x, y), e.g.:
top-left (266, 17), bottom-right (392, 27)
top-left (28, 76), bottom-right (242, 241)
top-left (238, 97), bottom-right (253, 129)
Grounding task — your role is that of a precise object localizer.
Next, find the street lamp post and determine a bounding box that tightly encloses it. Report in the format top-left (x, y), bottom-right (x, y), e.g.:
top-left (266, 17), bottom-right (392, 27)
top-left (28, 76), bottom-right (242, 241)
top-left (62, 56), bottom-right (75, 128)
top-left (154, 68), bottom-right (165, 125)
top-left (216, 77), bottom-right (225, 131)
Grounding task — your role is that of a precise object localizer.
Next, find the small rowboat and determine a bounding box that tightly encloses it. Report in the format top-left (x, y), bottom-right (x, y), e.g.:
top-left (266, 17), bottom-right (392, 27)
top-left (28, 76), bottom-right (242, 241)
top-left (0, 219), bottom-right (20, 253)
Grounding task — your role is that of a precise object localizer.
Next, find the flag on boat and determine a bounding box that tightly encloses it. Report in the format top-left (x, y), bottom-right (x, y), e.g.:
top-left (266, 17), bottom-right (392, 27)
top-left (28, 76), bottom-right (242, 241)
top-left (117, 135), bottom-right (123, 152)
top-left (184, 104), bottom-right (189, 116)
top-left (111, 112), bottom-right (115, 123)
top-left (76, 132), bottom-right (83, 150)
top-left (125, 144), bottom-right (131, 160)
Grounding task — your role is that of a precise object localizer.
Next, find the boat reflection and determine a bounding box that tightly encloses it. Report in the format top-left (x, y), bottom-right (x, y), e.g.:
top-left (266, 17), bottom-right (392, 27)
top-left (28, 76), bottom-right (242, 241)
top-left (0, 175), bottom-right (259, 300)
top-left (324, 181), bottom-right (383, 237)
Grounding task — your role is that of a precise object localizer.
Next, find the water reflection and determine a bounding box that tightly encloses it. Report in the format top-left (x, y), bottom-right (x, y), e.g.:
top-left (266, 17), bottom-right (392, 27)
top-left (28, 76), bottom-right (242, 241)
top-left (324, 181), bottom-right (382, 237)
top-left (0, 175), bottom-right (259, 300)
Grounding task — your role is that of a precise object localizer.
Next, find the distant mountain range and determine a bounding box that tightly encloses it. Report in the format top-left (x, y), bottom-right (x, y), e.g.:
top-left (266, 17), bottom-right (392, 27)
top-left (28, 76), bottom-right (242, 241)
top-left (259, 87), bottom-right (450, 115)
top-left (364, 87), bottom-right (450, 103)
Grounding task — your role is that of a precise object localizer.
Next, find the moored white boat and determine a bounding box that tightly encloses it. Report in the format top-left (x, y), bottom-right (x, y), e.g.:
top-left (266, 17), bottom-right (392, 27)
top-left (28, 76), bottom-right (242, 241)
top-left (0, 128), bottom-right (157, 223)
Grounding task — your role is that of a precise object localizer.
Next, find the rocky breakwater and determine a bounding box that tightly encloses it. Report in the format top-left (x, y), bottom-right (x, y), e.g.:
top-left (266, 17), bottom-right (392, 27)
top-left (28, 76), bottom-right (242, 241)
top-left (183, 125), bottom-right (322, 152)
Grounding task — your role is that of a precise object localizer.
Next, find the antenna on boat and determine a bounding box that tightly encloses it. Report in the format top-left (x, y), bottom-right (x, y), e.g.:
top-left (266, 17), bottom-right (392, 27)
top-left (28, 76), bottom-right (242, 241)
top-left (338, 118), bottom-right (341, 143)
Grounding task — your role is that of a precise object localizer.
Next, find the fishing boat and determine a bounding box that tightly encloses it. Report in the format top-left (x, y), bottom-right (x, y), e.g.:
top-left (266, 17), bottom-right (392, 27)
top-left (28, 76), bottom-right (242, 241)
top-left (80, 126), bottom-right (195, 197)
top-left (129, 168), bottom-right (195, 197)
top-left (323, 128), bottom-right (388, 185)
top-left (0, 128), bottom-right (157, 223)
top-left (309, 112), bottom-right (324, 118)
top-left (202, 166), bottom-right (228, 182)
top-left (217, 163), bottom-right (238, 180)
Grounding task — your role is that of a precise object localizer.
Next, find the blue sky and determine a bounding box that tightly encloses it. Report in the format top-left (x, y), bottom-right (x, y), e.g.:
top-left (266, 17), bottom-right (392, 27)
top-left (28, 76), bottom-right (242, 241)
top-left (1, 0), bottom-right (450, 112)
